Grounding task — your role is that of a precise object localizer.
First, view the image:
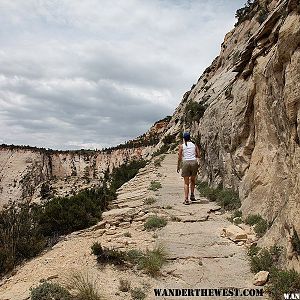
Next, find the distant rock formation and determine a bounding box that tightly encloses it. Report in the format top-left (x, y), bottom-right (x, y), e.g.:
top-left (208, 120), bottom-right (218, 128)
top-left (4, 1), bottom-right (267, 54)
top-left (0, 117), bottom-right (170, 207)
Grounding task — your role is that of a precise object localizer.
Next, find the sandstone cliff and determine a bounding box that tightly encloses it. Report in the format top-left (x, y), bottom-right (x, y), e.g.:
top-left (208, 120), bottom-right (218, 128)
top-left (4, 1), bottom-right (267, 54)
top-left (161, 0), bottom-right (300, 268)
top-left (0, 117), bottom-right (170, 207)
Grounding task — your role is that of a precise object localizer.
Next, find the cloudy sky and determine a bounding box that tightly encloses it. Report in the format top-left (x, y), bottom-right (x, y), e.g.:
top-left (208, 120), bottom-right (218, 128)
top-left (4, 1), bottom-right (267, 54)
top-left (0, 0), bottom-right (245, 150)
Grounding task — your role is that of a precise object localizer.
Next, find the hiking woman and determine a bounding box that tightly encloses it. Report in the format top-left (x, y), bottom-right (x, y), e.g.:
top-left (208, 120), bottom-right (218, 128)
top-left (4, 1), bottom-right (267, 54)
top-left (177, 132), bottom-right (200, 205)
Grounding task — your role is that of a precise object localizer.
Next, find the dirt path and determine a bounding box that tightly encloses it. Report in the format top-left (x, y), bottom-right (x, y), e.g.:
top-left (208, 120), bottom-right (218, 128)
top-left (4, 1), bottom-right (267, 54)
top-left (0, 154), bottom-right (258, 300)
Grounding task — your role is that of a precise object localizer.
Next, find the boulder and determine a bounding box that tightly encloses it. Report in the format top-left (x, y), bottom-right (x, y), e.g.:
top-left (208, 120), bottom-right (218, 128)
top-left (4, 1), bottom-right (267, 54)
top-left (222, 225), bottom-right (248, 242)
top-left (253, 271), bottom-right (269, 286)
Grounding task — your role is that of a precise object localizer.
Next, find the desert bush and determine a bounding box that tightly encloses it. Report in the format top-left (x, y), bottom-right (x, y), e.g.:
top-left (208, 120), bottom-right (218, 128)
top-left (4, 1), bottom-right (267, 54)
top-left (38, 189), bottom-right (106, 236)
top-left (109, 160), bottom-right (147, 192)
top-left (249, 246), bottom-right (282, 273)
top-left (69, 272), bottom-right (103, 300)
top-left (217, 189), bottom-right (241, 210)
top-left (247, 244), bottom-right (261, 258)
top-left (30, 282), bottom-right (72, 300)
top-left (118, 278), bottom-right (131, 292)
top-left (196, 181), bottom-right (219, 201)
top-left (254, 219), bottom-right (269, 237)
top-left (92, 245), bottom-right (168, 277)
top-left (126, 249), bottom-right (144, 265)
top-left (245, 214), bottom-right (262, 225)
top-left (0, 203), bottom-right (46, 275)
top-left (266, 268), bottom-right (300, 300)
top-left (162, 134), bottom-right (175, 145)
top-left (196, 181), bottom-right (240, 210)
top-left (138, 246), bottom-right (167, 276)
top-left (144, 216), bottom-right (167, 231)
top-left (148, 181), bottom-right (162, 191)
top-left (40, 182), bottom-right (52, 199)
top-left (152, 144), bottom-right (169, 157)
top-left (91, 242), bottom-right (126, 265)
top-left (184, 101), bottom-right (207, 125)
top-left (235, 0), bottom-right (256, 26)
top-left (143, 197), bottom-right (157, 205)
top-left (245, 214), bottom-right (269, 237)
top-left (130, 287), bottom-right (146, 300)
top-left (123, 232), bottom-right (132, 238)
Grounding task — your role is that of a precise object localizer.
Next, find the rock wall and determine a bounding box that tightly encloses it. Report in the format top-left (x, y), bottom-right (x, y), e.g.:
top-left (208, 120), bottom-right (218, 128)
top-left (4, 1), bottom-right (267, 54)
top-left (0, 118), bottom-right (169, 207)
top-left (162, 0), bottom-right (300, 268)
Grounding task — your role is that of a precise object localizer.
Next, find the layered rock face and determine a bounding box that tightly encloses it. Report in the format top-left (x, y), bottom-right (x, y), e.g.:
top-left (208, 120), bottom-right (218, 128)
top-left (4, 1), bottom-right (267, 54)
top-left (0, 118), bottom-right (169, 206)
top-left (163, 0), bottom-right (300, 267)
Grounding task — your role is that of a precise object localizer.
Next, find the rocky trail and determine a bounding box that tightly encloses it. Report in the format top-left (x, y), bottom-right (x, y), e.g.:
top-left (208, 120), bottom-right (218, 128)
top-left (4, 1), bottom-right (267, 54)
top-left (0, 154), bottom-right (260, 300)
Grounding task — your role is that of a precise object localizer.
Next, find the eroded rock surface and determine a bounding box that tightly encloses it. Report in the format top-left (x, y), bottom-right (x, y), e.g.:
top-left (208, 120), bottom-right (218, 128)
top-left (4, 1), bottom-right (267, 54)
top-left (0, 154), bottom-right (257, 300)
top-left (159, 0), bottom-right (300, 269)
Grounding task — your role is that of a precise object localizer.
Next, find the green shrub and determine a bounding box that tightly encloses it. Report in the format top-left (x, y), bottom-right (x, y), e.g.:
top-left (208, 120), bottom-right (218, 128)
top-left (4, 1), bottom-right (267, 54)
top-left (109, 160), bottom-right (147, 192)
top-left (196, 181), bottom-right (241, 210)
top-left (148, 181), bottom-right (162, 191)
top-left (138, 246), bottom-right (168, 276)
top-left (40, 182), bottom-right (52, 199)
top-left (92, 245), bottom-right (168, 277)
top-left (119, 278), bottom-right (131, 292)
top-left (144, 216), bottom-right (167, 231)
top-left (228, 210), bottom-right (243, 223)
top-left (68, 272), bottom-right (103, 300)
top-left (30, 282), bottom-right (72, 300)
top-left (123, 232), bottom-right (132, 238)
top-left (38, 189), bottom-right (105, 236)
top-left (254, 219), bottom-right (269, 237)
top-left (126, 249), bottom-right (144, 265)
top-left (152, 144), bottom-right (169, 157)
top-left (184, 101), bottom-right (207, 125)
top-left (91, 242), bottom-right (126, 265)
top-left (245, 214), bottom-right (263, 226)
top-left (143, 197), bottom-right (157, 205)
top-left (217, 189), bottom-right (241, 211)
top-left (245, 214), bottom-right (269, 237)
top-left (0, 203), bottom-right (46, 275)
top-left (1, 159), bottom-right (147, 277)
top-left (247, 244), bottom-right (261, 258)
top-left (233, 210), bottom-right (242, 218)
top-left (249, 246), bottom-right (282, 273)
top-left (162, 134), bottom-right (175, 145)
top-left (233, 217), bottom-right (243, 225)
top-left (196, 182), bottom-right (219, 201)
top-left (266, 268), bottom-right (300, 300)
top-left (235, 0), bottom-right (256, 26)
top-left (130, 287), bottom-right (146, 300)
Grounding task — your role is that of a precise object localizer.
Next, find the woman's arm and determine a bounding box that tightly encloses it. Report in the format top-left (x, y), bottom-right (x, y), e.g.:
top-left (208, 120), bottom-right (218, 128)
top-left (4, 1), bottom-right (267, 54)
top-left (177, 145), bottom-right (183, 173)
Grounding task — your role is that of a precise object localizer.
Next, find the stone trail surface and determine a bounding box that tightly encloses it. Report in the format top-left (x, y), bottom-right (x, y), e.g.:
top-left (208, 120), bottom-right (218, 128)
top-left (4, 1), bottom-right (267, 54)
top-left (0, 154), bottom-right (259, 300)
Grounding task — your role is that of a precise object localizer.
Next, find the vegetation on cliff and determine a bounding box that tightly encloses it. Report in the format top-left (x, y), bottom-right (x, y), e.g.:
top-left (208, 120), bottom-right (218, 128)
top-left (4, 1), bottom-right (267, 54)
top-left (196, 181), bottom-right (241, 210)
top-left (248, 245), bottom-right (300, 299)
top-left (0, 159), bottom-right (147, 277)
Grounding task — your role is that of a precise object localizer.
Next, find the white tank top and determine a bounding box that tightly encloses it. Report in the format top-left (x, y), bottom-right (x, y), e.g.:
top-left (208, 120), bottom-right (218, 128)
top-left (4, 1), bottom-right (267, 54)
top-left (183, 141), bottom-right (196, 161)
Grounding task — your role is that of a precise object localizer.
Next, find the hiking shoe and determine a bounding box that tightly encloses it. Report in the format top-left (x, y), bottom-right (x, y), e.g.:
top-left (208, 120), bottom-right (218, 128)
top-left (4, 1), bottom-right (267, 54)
top-left (190, 194), bottom-right (196, 201)
top-left (183, 199), bottom-right (191, 205)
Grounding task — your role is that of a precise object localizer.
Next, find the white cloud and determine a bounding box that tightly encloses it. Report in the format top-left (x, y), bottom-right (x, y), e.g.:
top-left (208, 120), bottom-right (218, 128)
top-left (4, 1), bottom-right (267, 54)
top-left (0, 0), bottom-right (245, 149)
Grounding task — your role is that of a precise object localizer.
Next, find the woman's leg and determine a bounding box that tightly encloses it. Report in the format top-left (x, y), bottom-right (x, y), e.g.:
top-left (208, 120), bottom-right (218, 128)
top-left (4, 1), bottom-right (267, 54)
top-left (184, 176), bottom-right (190, 200)
top-left (190, 175), bottom-right (196, 196)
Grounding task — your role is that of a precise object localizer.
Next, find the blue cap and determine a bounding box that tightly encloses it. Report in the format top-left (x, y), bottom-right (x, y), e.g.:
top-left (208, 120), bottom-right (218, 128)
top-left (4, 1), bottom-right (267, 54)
top-left (183, 132), bottom-right (190, 140)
